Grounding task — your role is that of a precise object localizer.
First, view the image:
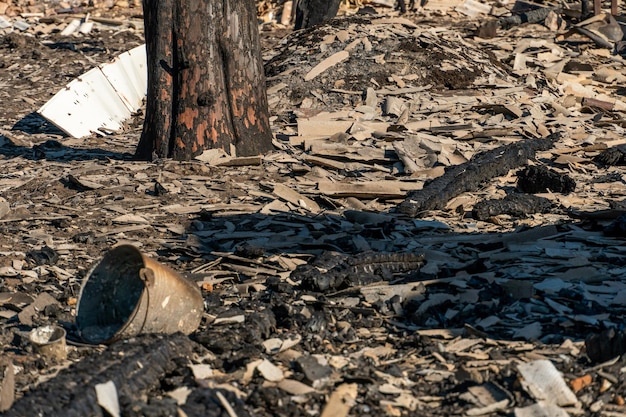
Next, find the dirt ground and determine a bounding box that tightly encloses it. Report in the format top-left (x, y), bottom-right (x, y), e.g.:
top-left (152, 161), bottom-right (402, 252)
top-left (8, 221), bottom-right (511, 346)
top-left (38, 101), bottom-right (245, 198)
top-left (1, 0), bottom-right (626, 416)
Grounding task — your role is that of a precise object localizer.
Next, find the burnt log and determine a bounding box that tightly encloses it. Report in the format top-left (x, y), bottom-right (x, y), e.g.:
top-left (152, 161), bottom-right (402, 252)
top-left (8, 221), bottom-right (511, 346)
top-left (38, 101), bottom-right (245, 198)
top-left (295, 252), bottom-right (425, 292)
top-left (477, 6), bottom-right (555, 38)
top-left (517, 165), bottom-right (576, 194)
top-left (397, 136), bottom-right (557, 217)
top-left (498, 6), bottom-right (556, 30)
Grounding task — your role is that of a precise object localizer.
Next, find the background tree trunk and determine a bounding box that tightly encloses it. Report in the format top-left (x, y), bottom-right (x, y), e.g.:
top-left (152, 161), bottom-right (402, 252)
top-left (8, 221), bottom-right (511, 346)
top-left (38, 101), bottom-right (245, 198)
top-left (294, 0), bottom-right (342, 30)
top-left (136, 0), bottom-right (274, 161)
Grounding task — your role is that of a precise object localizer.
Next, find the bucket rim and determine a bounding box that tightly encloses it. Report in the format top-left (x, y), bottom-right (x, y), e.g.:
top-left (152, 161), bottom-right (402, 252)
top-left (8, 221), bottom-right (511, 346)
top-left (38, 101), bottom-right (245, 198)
top-left (75, 244), bottom-right (148, 344)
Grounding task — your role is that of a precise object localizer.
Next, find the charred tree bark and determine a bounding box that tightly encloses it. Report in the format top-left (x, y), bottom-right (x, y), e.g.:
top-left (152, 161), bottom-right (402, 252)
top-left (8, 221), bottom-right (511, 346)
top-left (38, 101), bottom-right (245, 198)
top-left (136, 0), bottom-right (274, 161)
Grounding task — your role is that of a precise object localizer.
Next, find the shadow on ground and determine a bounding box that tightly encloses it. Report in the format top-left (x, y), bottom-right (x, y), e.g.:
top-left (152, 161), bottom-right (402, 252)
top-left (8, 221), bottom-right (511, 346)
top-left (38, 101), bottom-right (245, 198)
top-left (3, 203), bottom-right (625, 416)
top-left (1, 112), bottom-right (133, 162)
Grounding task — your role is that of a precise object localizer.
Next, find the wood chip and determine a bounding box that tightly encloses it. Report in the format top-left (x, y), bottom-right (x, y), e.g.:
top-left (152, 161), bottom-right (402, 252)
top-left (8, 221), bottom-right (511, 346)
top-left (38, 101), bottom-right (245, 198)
top-left (112, 214), bottom-right (150, 224)
top-left (277, 379), bottom-right (315, 395)
top-left (95, 380), bottom-right (120, 417)
top-left (304, 50), bottom-right (349, 81)
top-left (317, 180), bottom-right (422, 199)
top-left (0, 360), bottom-right (14, 412)
top-left (320, 383), bottom-right (358, 417)
top-left (271, 183), bottom-right (321, 213)
top-left (257, 359), bottom-right (284, 382)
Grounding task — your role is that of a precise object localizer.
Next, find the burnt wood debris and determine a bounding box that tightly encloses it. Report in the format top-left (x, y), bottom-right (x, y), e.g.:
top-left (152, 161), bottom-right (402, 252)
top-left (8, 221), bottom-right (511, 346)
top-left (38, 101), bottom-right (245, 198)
top-left (516, 165), bottom-right (576, 194)
top-left (471, 193), bottom-right (553, 221)
top-left (5, 334), bottom-right (202, 416)
top-left (295, 251), bottom-right (425, 291)
top-left (2, 0), bottom-right (626, 416)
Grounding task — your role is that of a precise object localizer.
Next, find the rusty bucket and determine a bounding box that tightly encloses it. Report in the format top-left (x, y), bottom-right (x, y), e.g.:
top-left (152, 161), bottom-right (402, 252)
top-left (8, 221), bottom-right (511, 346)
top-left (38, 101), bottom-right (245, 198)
top-left (76, 245), bottom-right (204, 344)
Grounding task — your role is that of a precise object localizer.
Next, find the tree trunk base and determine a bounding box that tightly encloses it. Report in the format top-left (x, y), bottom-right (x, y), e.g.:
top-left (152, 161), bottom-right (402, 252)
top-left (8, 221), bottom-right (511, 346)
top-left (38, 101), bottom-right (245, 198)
top-left (137, 0), bottom-right (274, 161)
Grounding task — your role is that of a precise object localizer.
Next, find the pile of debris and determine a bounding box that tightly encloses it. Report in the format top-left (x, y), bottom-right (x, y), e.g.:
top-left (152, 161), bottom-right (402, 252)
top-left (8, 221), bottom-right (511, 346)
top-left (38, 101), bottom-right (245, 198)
top-left (1, 0), bottom-right (626, 415)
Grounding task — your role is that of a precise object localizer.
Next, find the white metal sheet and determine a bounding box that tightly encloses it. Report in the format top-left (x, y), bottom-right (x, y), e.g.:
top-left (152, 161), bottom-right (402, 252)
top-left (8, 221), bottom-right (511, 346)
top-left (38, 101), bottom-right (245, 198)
top-left (37, 44), bottom-right (147, 139)
top-left (38, 67), bottom-right (131, 138)
top-left (99, 44), bottom-right (147, 113)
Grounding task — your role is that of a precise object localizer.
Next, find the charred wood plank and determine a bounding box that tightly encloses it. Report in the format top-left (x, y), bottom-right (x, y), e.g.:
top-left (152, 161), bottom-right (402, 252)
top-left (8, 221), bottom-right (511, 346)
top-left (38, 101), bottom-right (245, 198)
top-left (397, 136), bottom-right (557, 218)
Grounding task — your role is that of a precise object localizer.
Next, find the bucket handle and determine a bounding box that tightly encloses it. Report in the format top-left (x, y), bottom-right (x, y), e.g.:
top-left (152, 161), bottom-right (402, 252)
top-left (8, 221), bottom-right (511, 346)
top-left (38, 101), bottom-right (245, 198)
top-left (122, 267), bottom-right (154, 334)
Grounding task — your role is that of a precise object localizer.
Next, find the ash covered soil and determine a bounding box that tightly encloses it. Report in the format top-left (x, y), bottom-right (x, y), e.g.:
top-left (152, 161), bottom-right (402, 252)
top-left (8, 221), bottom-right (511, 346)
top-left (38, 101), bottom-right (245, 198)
top-left (2, 1), bottom-right (626, 416)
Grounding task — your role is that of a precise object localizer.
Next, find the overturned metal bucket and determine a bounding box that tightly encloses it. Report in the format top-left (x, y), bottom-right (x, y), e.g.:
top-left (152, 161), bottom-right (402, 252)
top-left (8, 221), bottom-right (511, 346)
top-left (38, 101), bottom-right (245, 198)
top-left (76, 245), bottom-right (204, 344)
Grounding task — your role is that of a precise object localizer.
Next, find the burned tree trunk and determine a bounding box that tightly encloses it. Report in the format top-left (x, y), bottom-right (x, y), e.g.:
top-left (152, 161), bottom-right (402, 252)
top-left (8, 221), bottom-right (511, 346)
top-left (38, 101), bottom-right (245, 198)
top-left (136, 0), bottom-right (274, 161)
